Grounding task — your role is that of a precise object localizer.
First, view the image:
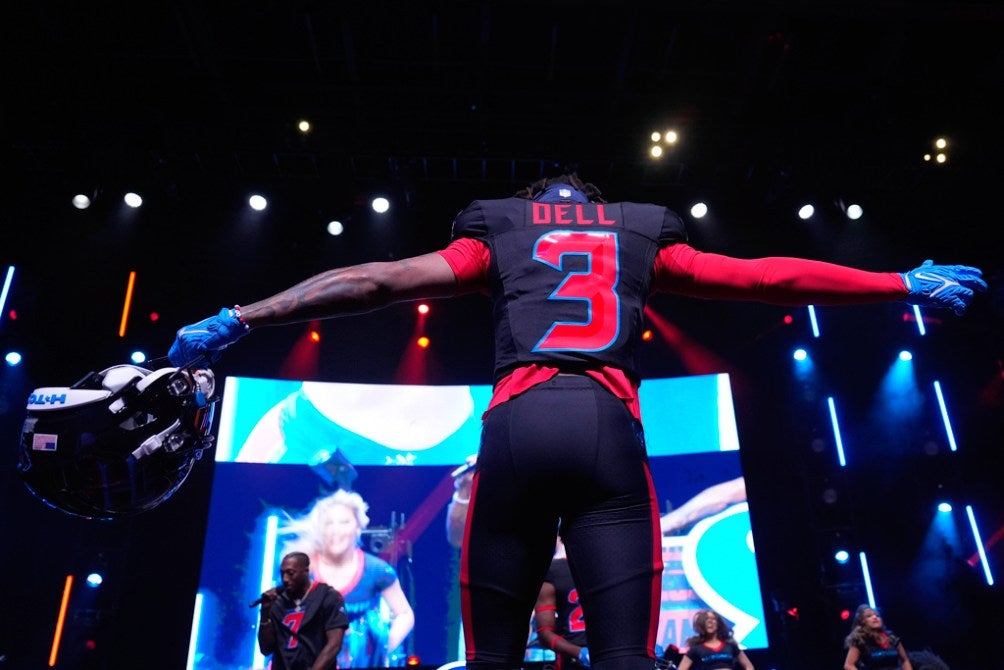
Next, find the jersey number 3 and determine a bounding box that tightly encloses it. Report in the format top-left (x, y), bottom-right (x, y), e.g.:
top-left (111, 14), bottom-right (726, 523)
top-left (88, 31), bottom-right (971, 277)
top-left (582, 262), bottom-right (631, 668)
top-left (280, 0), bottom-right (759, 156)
top-left (533, 231), bottom-right (621, 352)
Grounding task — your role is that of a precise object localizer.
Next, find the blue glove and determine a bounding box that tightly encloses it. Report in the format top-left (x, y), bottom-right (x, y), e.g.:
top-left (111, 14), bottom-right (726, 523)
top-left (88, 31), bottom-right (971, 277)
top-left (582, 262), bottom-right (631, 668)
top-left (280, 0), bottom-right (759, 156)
top-left (168, 307), bottom-right (249, 367)
top-left (577, 647), bottom-right (591, 667)
top-left (901, 259), bottom-right (987, 316)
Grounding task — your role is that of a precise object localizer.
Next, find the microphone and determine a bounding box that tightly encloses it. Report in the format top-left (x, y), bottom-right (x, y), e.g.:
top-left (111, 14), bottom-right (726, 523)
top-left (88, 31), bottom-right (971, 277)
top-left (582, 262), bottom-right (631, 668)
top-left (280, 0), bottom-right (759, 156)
top-left (249, 584), bottom-right (284, 608)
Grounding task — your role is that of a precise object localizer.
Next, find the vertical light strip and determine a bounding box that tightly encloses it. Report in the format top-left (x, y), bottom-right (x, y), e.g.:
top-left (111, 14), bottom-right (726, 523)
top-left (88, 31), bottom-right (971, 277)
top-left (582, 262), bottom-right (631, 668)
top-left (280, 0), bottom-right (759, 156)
top-left (0, 265), bottom-right (14, 325)
top-left (49, 574), bottom-right (74, 667)
top-left (859, 552), bottom-right (876, 609)
top-left (807, 305), bottom-right (820, 338)
top-left (912, 305), bottom-right (926, 336)
top-left (827, 396), bottom-right (847, 467)
top-left (252, 515), bottom-right (280, 669)
top-left (187, 592), bottom-right (204, 670)
top-left (966, 505), bottom-right (995, 586)
top-left (118, 270), bottom-right (137, 337)
top-left (932, 381), bottom-right (958, 452)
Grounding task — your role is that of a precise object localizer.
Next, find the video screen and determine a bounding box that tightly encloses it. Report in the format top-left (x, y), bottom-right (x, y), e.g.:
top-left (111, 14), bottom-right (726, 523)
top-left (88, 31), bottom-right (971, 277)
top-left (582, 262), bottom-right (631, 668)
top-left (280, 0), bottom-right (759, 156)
top-left (188, 373), bottom-right (767, 669)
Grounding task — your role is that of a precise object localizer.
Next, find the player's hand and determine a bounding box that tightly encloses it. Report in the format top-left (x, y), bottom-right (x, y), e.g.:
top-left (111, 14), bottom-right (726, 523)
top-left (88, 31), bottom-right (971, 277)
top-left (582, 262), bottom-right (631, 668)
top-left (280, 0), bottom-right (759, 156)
top-left (577, 647), bottom-right (591, 667)
top-left (901, 259), bottom-right (987, 315)
top-left (168, 307), bottom-right (249, 367)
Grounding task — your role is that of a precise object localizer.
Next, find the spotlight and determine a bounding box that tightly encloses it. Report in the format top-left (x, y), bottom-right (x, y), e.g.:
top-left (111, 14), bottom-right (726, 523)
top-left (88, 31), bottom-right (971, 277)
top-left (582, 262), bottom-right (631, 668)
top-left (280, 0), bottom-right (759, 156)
top-left (834, 550), bottom-right (850, 564)
top-left (783, 315), bottom-right (794, 325)
top-left (650, 131), bottom-right (662, 142)
top-left (938, 502), bottom-right (952, 513)
top-left (372, 197), bottom-right (390, 213)
top-left (130, 351), bottom-right (147, 365)
top-left (797, 204), bottom-right (814, 220)
top-left (249, 195), bottom-right (268, 211)
top-left (85, 573), bottom-right (103, 588)
top-left (309, 330), bottom-right (321, 343)
top-left (935, 153), bottom-right (947, 164)
top-left (72, 194), bottom-right (91, 210)
top-left (689, 202), bottom-right (708, 219)
top-left (149, 312), bottom-right (160, 322)
top-left (840, 609), bottom-right (851, 621)
top-left (845, 204), bottom-right (863, 220)
top-left (406, 655), bottom-right (422, 666)
top-left (793, 348), bottom-right (808, 361)
top-left (417, 336), bottom-right (430, 348)
top-left (641, 329), bottom-right (653, 341)
top-left (898, 350), bottom-right (913, 362)
top-left (935, 137), bottom-right (947, 149)
top-left (124, 192), bottom-right (143, 208)
top-left (4, 351), bottom-right (22, 366)
top-left (327, 220), bottom-right (344, 236)
top-left (650, 145), bottom-right (663, 158)
top-left (297, 119), bottom-right (311, 133)
top-left (663, 130), bottom-right (678, 144)
top-left (417, 304), bottom-right (430, 315)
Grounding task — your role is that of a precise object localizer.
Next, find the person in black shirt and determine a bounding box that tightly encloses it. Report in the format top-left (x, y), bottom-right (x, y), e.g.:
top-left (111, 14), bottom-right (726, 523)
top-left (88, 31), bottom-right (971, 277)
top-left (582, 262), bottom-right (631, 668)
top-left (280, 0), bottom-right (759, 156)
top-left (258, 552), bottom-right (349, 670)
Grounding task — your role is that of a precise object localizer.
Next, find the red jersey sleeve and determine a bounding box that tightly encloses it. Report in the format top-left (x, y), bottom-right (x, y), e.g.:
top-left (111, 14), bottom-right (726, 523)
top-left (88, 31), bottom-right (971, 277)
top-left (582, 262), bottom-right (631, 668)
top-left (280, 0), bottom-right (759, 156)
top-left (653, 243), bottom-right (907, 305)
top-left (436, 237), bottom-right (490, 295)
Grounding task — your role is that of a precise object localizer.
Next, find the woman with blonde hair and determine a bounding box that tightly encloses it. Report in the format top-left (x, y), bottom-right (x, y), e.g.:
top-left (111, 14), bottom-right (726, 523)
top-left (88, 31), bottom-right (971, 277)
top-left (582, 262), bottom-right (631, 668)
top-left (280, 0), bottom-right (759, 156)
top-left (283, 489), bottom-right (415, 668)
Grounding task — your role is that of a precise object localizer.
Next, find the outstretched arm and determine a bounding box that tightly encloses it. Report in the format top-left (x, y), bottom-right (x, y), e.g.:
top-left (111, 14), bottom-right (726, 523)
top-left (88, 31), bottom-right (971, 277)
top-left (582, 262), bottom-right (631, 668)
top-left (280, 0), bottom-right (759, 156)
top-left (661, 477), bottom-right (747, 535)
top-left (241, 253), bottom-right (458, 327)
top-left (169, 253), bottom-right (459, 367)
top-left (654, 243), bottom-right (985, 312)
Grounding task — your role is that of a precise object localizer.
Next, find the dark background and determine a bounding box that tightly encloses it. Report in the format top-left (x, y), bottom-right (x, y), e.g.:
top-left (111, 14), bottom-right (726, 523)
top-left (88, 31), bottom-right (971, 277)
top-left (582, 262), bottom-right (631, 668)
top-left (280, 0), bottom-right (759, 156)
top-left (3, 2), bottom-right (1002, 668)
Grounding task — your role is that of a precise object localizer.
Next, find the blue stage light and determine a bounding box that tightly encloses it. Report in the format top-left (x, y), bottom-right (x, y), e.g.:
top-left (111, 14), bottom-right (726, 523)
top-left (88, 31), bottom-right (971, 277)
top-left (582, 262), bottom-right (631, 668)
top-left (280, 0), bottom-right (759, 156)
top-left (834, 550), bottom-right (850, 564)
top-left (937, 502), bottom-right (952, 513)
top-left (899, 350), bottom-right (913, 361)
top-left (85, 573), bottom-right (103, 588)
top-left (793, 348), bottom-right (808, 361)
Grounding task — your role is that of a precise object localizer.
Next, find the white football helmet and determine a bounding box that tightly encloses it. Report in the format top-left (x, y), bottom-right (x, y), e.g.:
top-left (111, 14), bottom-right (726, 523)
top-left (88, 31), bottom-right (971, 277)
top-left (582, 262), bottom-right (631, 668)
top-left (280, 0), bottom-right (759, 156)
top-left (18, 364), bottom-right (218, 519)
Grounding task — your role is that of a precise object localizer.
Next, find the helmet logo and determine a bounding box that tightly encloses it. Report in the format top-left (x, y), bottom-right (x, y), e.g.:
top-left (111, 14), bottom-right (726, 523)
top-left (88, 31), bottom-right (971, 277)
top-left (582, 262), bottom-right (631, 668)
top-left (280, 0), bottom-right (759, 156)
top-left (29, 393), bottom-right (68, 406)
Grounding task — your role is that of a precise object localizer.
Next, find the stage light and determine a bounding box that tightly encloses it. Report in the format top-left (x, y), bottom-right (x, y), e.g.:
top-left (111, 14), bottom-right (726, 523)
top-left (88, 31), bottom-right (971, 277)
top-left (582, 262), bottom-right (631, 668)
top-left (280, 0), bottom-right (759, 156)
top-left (859, 552), bottom-right (876, 608)
top-left (417, 336), bottom-right (430, 348)
top-left (1, 266), bottom-right (15, 326)
top-left (642, 329), bottom-right (653, 341)
top-left (793, 348), bottom-right (808, 361)
top-left (689, 202), bottom-right (708, 219)
top-left (86, 573), bottom-right (103, 588)
top-left (807, 305), bottom-right (820, 337)
top-left (4, 351), bottom-right (22, 366)
top-left (845, 204), bottom-right (863, 220)
top-left (417, 303), bottom-right (430, 315)
top-left (124, 192), bottom-right (143, 208)
top-left (797, 204), bottom-right (814, 220)
top-left (650, 145), bottom-right (663, 158)
top-left (935, 137), bottom-right (947, 149)
top-left (834, 549), bottom-right (850, 564)
top-left (651, 131), bottom-right (661, 142)
top-left (840, 608), bottom-right (851, 621)
top-left (938, 502), bottom-right (952, 513)
top-left (966, 505), bottom-right (995, 585)
top-left (85, 639), bottom-right (97, 650)
top-left (72, 194), bottom-right (91, 209)
top-left (898, 350), bottom-right (913, 361)
top-left (827, 397), bottom-right (847, 467)
top-left (935, 153), bottom-right (947, 164)
top-left (309, 330), bottom-right (321, 343)
top-left (297, 119), bottom-right (311, 133)
top-left (327, 220), bottom-right (344, 236)
top-left (786, 606), bottom-right (799, 619)
top-left (932, 381), bottom-right (958, 452)
top-left (130, 351), bottom-right (147, 364)
top-left (783, 314), bottom-right (793, 325)
top-left (663, 130), bottom-right (678, 144)
top-left (406, 655), bottom-right (421, 666)
top-left (249, 195), bottom-right (268, 211)
top-left (372, 197), bottom-right (390, 213)
top-left (149, 312), bottom-right (159, 322)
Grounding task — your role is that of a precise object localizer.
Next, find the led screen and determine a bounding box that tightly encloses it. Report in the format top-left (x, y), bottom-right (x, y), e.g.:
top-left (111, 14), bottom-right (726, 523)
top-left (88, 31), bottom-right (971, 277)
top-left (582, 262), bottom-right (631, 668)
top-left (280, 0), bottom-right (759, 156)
top-left (189, 373), bottom-right (767, 669)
